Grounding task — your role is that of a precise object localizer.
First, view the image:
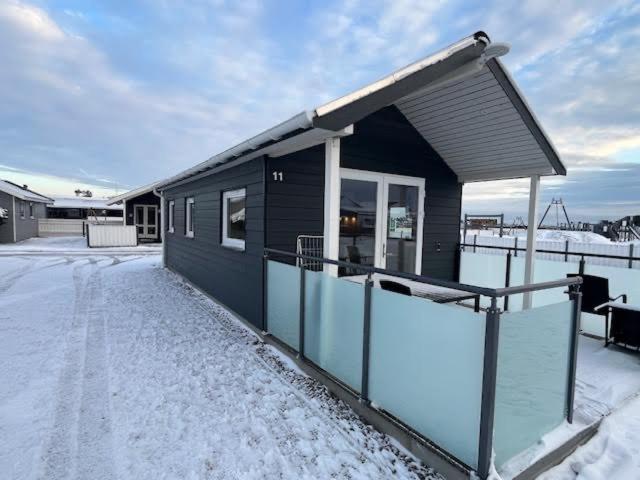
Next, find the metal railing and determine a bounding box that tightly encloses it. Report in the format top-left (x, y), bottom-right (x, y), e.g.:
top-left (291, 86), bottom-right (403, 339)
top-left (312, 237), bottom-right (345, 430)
top-left (263, 247), bottom-right (582, 479)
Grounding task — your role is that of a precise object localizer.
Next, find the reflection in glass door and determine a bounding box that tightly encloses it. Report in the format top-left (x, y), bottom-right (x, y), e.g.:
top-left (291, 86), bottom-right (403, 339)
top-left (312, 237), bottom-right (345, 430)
top-left (384, 183), bottom-right (420, 273)
top-left (339, 178), bottom-right (378, 275)
top-left (338, 169), bottom-right (425, 276)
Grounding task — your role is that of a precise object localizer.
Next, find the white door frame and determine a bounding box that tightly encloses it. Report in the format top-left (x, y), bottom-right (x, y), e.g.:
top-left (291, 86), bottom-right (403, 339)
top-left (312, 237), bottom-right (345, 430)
top-left (339, 168), bottom-right (425, 274)
top-left (134, 204), bottom-right (158, 240)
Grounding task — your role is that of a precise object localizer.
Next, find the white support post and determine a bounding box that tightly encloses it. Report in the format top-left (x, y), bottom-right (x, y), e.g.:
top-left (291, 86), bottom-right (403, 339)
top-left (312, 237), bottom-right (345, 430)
top-left (323, 137), bottom-right (341, 276)
top-left (523, 175), bottom-right (540, 310)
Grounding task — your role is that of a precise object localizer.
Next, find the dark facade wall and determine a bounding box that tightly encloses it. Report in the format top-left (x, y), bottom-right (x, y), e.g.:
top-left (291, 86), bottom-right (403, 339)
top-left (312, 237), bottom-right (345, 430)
top-left (164, 158), bottom-right (265, 328)
top-left (0, 191), bottom-right (15, 243)
top-left (13, 200), bottom-right (46, 242)
top-left (265, 106), bottom-right (462, 280)
top-left (125, 191), bottom-right (161, 241)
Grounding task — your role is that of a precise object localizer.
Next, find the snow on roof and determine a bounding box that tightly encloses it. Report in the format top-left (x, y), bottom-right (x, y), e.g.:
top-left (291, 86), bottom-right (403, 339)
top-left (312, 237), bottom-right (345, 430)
top-left (157, 31), bottom-right (564, 189)
top-left (48, 196), bottom-right (123, 210)
top-left (106, 181), bottom-right (161, 205)
top-left (0, 179), bottom-right (52, 203)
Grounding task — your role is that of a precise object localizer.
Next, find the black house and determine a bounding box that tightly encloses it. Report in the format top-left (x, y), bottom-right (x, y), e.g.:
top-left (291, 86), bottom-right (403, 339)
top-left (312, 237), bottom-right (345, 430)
top-left (156, 32), bottom-right (565, 330)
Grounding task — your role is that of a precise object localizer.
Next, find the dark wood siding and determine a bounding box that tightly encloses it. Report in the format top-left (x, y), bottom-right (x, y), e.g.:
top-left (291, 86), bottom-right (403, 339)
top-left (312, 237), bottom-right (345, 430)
top-left (265, 106), bottom-right (462, 280)
top-left (266, 145), bottom-right (325, 256)
top-left (125, 191), bottom-right (161, 242)
top-left (164, 158), bottom-right (265, 328)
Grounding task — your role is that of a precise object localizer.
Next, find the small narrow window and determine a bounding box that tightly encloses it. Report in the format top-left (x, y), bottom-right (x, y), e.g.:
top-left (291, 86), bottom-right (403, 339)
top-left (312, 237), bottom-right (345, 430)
top-left (19, 201), bottom-right (25, 219)
top-left (222, 188), bottom-right (246, 250)
top-left (185, 197), bottom-right (194, 237)
top-left (29, 203), bottom-right (34, 218)
top-left (168, 200), bottom-right (175, 233)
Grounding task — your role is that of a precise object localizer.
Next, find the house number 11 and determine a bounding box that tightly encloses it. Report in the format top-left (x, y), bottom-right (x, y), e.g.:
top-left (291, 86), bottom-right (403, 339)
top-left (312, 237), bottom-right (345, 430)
top-left (272, 171), bottom-right (284, 182)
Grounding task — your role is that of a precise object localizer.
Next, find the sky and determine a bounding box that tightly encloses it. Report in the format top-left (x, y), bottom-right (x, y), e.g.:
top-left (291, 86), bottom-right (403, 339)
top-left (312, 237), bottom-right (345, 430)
top-left (0, 0), bottom-right (638, 221)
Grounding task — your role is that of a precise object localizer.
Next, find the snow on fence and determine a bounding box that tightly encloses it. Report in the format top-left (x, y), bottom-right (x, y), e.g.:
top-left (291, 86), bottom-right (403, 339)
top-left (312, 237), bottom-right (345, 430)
top-left (87, 224), bottom-right (137, 247)
top-left (264, 252), bottom-right (580, 475)
top-left (462, 234), bottom-right (638, 269)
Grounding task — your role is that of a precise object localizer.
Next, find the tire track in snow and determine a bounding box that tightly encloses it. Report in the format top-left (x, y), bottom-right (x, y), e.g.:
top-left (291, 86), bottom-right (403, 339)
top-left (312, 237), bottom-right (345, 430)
top-left (39, 264), bottom-right (116, 480)
top-left (74, 270), bottom-right (116, 480)
top-left (39, 263), bottom-right (91, 480)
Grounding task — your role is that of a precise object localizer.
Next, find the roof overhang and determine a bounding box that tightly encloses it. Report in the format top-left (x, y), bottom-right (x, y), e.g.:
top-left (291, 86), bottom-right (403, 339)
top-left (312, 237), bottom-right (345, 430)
top-left (107, 181), bottom-right (162, 205)
top-left (157, 31), bottom-right (564, 189)
top-left (0, 180), bottom-right (52, 203)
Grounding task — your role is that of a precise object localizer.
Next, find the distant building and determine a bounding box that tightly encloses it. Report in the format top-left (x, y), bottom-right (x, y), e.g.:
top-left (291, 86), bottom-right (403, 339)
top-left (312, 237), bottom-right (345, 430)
top-left (47, 196), bottom-right (123, 220)
top-left (0, 180), bottom-right (52, 243)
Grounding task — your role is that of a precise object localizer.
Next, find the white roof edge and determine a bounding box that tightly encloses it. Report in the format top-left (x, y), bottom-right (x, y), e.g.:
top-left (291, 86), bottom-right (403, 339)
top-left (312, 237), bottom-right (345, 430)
top-left (106, 181), bottom-right (162, 205)
top-left (315, 35), bottom-right (487, 117)
top-left (0, 180), bottom-right (52, 203)
top-left (156, 111), bottom-right (314, 190)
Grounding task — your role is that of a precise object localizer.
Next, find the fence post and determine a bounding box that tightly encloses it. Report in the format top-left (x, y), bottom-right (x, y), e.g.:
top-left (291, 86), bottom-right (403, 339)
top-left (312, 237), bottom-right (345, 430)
top-left (478, 297), bottom-right (501, 480)
top-left (504, 250), bottom-right (512, 312)
top-left (629, 244), bottom-right (635, 269)
top-left (298, 264), bottom-right (306, 359)
top-left (579, 255), bottom-right (585, 276)
top-left (566, 283), bottom-right (582, 423)
top-left (499, 213), bottom-right (504, 238)
top-left (462, 213), bottom-right (468, 252)
top-left (262, 254), bottom-right (269, 332)
top-left (360, 273), bottom-right (373, 405)
top-left (564, 239), bottom-right (569, 262)
top-left (514, 237), bottom-right (518, 257)
top-left (473, 234), bottom-right (478, 253)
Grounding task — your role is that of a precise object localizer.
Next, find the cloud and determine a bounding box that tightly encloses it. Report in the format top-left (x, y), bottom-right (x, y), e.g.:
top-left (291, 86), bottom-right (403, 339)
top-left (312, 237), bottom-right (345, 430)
top-left (0, 0), bottom-right (637, 222)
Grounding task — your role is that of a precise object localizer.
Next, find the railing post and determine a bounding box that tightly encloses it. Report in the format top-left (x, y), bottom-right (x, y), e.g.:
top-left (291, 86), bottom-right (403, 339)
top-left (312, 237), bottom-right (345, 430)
top-left (566, 283), bottom-right (582, 423)
top-left (262, 253), bottom-right (269, 332)
top-left (473, 234), bottom-right (478, 253)
top-left (360, 273), bottom-right (373, 405)
top-left (504, 250), bottom-right (512, 312)
top-left (564, 239), bottom-right (569, 262)
top-left (514, 237), bottom-right (518, 257)
top-left (463, 213), bottom-right (468, 252)
top-left (478, 297), bottom-right (501, 480)
top-left (298, 264), bottom-right (306, 359)
top-left (579, 255), bottom-right (585, 276)
top-left (629, 244), bottom-right (635, 269)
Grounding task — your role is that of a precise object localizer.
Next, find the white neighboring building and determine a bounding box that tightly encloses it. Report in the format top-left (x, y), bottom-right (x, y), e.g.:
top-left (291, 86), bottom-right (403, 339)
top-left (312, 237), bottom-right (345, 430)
top-left (47, 196), bottom-right (123, 221)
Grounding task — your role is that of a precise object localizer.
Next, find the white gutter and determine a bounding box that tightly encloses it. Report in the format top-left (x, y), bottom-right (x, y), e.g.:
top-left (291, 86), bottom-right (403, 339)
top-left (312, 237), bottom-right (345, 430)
top-left (156, 111), bottom-right (314, 190)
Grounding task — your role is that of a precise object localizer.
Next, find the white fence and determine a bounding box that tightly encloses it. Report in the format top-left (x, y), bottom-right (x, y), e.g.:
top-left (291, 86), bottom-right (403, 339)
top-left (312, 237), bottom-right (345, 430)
top-left (87, 224), bottom-right (137, 247)
top-left (462, 234), bottom-right (639, 269)
top-left (39, 217), bottom-right (123, 237)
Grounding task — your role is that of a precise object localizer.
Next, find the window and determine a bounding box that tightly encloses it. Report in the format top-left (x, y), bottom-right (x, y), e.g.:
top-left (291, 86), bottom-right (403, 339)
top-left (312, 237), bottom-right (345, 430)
top-left (19, 201), bottom-right (25, 219)
top-left (168, 200), bottom-right (175, 233)
top-left (185, 197), bottom-right (194, 237)
top-left (29, 203), bottom-right (34, 219)
top-left (222, 188), bottom-right (246, 250)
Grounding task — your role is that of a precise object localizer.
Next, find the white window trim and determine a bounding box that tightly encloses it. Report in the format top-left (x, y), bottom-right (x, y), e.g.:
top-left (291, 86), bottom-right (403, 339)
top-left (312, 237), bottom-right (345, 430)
top-left (19, 201), bottom-right (25, 219)
top-left (168, 200), bottom-right (175, 233)
top-left (222, 188), bottom-right (246, 250)
top-left (29, 202), bottom-right (34, 219)
top-left (185, 197), bottom-right (194, 238)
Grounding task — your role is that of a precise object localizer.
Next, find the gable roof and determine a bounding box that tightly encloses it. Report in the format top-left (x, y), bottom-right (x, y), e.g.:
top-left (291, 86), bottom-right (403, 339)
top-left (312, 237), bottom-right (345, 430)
top-left (157, 31), bottom-right (564, 189)
top-left (106, 181), bottom-right (161, 205)
top-left (0, 180), bottom-right (52, 203)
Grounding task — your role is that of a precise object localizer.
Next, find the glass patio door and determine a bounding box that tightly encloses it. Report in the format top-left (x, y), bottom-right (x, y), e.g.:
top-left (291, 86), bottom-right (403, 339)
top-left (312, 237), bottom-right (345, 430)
top-left (339, 169), bottom-right (424, 275)
top-left (381, 180), bottom-right (423, 274)
top-left (134, 205), bottom-right (158, 239)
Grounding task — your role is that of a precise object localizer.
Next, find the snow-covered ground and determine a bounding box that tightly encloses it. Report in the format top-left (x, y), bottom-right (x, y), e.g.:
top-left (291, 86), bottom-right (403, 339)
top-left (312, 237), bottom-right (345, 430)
top-left (0, 252), bottom-right (438, 480)
top-left (498, 336), bottom-right (640, 479)
top-left (464, 229), bottom-right (616, 244)
top-left (0, 236), bottom-right (161, 255)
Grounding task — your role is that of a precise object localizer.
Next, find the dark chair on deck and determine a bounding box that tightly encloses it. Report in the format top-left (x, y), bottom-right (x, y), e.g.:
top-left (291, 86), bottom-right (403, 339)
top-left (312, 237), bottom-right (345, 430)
top-left (380, 280), bottom-right (412, 296)
top-left (567, 273), bottom-right (628, 346)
